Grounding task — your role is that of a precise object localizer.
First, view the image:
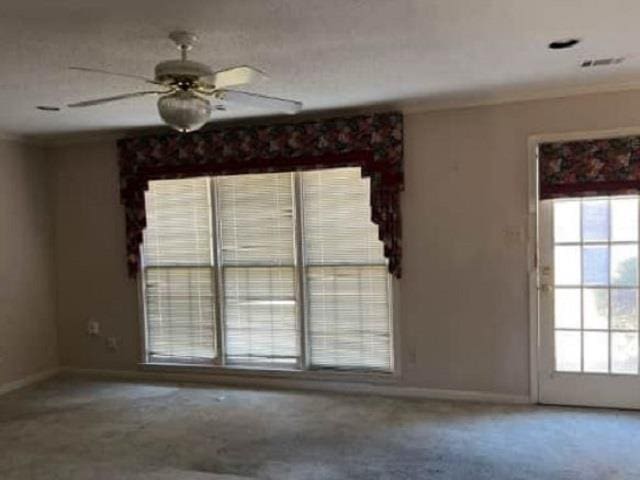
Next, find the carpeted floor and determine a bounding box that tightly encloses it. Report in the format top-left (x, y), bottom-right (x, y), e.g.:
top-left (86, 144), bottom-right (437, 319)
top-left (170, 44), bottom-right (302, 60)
top-left (1, 377), bottom-right (639, 479)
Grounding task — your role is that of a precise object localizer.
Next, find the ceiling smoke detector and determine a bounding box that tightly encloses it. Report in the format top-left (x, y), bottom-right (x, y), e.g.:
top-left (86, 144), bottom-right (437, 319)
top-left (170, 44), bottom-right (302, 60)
top-left (581, 57), bottom-right (625, 68)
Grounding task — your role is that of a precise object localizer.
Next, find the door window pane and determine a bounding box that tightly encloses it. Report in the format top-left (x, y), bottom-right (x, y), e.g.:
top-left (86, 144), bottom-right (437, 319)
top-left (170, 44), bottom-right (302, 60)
top-left (611, 245), bottom-right (637, 286)
top-left (611, 198), bottom-right (638, 242)
top-left (582, 200), bottom-right (609, 242)
top-left (611, 289), bottom-right (638, 331)
top-left (611, 332), bottom-right (639, 374)
top-left (554, 246), bottom-right (581, 285)
top-left (583, 246), bottom-right (609, 286)
top-left (583, 331), bottom-right (609, 373)
top-left (555, 331), bottom-right (581, 372)
top-left (554, 201), bottom-right (580, 242)
top-left (555, 289), bottom-right (581, 329)
top-left (583, 288), bottom-right (608, 330)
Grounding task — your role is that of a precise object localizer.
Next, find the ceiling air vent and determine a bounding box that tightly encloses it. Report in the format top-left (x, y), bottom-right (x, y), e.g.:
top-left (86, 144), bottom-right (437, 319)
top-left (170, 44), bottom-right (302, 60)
top-left (581, 57), bottom-right (625, 68)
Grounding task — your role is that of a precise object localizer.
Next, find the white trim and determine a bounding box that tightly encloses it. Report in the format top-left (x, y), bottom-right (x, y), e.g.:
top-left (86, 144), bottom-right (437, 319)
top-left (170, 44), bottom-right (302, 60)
top-left (527, 135), bottom-right (540, 404)
top-left (390, 275), bottom-right (402, 379)
top-left (0, 368), bottom-right (61, 397)
top-left (526, 125), bottom-right (640, 406)
top-left (210, 177), bottom-right (226, 365)
top-left (292, 172), bottom-right (310, 370)
top-left (61, 367), bottom-right (530, 404)
top-left (136, 267), bottom-right (149, 365)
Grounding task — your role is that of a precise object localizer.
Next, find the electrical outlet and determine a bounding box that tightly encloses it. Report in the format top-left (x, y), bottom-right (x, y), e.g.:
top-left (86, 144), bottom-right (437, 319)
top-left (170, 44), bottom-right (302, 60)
top-left (87, 319), bottom-right (100, 336)
top-left (106, 337), bottom-right (118, 352)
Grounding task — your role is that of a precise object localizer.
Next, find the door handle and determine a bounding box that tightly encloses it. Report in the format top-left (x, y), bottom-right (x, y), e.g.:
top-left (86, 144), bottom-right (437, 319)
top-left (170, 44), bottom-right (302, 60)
top-left (539, 265), bottom-right (553, 293)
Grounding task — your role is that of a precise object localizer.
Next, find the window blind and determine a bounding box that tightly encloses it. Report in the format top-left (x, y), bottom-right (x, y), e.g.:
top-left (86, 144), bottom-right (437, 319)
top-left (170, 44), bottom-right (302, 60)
top-left (302, 168), bottom-right (392, 370)
top-left (143, 178), bottom-right (216, 361)
top-left (216, 173), bottom-right (299, 366)
top-left (141, 168), bottom-right (393, 371)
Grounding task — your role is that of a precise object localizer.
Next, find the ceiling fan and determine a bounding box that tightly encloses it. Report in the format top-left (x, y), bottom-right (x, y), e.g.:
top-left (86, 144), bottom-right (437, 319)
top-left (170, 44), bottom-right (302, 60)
top-left (67, 31), bottom-right (303, 132)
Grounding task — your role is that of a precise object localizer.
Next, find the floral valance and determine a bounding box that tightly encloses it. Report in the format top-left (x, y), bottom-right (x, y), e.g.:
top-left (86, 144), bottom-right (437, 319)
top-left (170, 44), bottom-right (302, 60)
top-left (539, 135), bottom-right (640, 199)
top-left (118, 112), bottom-right (404, 278)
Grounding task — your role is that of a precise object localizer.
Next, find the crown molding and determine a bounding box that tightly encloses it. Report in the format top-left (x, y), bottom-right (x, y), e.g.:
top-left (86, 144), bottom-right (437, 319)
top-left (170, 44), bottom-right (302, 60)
top-left (0, 131), bottom-right (34, 145)
top-left (18, 80), bottom-right (640, 148)
top-left (399, 79), bottom-right (640, 115)
top-left (41, 131), bottom-right (125, 148)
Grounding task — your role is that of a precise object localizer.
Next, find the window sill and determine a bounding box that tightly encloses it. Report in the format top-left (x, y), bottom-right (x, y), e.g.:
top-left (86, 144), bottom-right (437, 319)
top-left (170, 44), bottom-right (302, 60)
top-left (139, 361), bottom-right (399, 386)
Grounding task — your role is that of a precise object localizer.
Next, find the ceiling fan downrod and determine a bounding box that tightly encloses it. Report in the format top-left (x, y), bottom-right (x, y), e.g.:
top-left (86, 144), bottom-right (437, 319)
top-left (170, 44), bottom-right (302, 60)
top-left (168, 30), bottom-right (199, 62)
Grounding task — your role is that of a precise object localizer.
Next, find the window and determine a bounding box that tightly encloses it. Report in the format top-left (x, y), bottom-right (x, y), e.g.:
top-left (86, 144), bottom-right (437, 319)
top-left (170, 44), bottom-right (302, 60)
top-left (552, 196), bottom-right (639, 374)
top-left (142, 167), bottom-right (393, 372)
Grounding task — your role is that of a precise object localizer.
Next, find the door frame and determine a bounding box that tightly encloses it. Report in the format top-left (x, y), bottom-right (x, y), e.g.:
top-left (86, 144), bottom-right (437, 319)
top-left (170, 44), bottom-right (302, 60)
top-left (527, 126), bottom-right (640, 404)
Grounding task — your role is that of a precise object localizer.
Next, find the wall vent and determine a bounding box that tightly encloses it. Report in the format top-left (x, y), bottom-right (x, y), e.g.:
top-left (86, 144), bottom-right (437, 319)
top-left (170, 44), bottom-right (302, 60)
top-left (581, 57), bottom-right (625, 68)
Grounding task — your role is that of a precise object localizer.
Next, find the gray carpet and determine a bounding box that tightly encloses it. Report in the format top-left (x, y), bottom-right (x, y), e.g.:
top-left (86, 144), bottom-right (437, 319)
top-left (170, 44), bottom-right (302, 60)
top-left (1, 377), bottom-right (639, 479)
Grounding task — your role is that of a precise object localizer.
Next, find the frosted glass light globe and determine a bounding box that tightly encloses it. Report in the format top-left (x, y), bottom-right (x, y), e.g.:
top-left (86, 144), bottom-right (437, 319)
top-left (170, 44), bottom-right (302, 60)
top-left (157, 91), bottom-right (212, 132)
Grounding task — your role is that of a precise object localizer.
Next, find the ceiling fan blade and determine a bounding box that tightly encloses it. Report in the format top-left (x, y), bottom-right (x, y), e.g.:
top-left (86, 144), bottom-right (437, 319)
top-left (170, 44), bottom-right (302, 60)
top-left (216, 89), bottom-right (302, 114)
top-left (67, 90), bottom-right (168, 108)
top-left (203, 66), bottom-right (267, 89)
top-left (69, 66), bottom-right (161, 85)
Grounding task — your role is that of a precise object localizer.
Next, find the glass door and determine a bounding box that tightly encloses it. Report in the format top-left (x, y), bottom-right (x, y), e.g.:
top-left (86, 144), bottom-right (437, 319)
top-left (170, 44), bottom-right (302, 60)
top-left (539, 195), bottom-right (640, 408)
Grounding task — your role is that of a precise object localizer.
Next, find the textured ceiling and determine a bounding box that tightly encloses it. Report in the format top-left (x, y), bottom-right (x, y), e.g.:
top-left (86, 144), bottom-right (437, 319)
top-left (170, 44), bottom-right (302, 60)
top-left (2, 0), bottom-right (640, 140)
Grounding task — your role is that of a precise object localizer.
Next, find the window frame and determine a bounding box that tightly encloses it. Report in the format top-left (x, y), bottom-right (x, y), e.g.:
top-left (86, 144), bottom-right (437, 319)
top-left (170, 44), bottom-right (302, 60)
top-left (138, 169), bottom-right (397, 376)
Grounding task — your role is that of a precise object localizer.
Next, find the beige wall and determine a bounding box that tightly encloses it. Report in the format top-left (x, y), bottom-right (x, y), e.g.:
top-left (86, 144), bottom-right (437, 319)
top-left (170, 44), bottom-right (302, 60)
top-left (50, 90), bottom-right (640, 397)
top-left (51, 141), bottom-right (139, 370)
top-left (0, 139), bottom-right (58, 387)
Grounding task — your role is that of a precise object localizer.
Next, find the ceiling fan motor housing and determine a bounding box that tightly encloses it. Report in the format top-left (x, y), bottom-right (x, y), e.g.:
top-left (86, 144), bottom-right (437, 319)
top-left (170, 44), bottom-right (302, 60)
top-left (154, 60), bottom-right (213, 85)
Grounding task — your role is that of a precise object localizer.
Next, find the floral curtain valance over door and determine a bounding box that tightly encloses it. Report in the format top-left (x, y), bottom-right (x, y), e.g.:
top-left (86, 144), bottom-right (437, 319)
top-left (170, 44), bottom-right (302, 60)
top-left (118, 112), bottom-right (404, 278)
top-left (539, 135), bottom-right (640, 200)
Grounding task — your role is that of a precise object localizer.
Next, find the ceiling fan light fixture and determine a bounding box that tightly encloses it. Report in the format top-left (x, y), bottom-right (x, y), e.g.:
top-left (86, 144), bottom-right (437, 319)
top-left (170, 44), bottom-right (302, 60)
top-left (67, 31), bottom-right (302, 131)
top-left (157, 90), bottom-right (212, 132)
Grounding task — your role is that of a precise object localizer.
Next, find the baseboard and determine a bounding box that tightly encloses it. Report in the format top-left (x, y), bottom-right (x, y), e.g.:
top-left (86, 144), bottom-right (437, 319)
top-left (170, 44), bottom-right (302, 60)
top-left (61, 367), bottom-right (531, 404)
top-left (0, 368), bottom-right (61, 397)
